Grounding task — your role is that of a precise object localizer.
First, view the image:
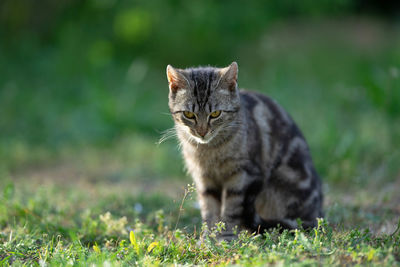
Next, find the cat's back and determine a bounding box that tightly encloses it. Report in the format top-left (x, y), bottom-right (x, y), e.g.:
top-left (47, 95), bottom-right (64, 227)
top-left (239, 89), bottom-right (323, 219)
top-left (239, 89), bottom-right (307, 144)
top-left (238, 89), bottom-right (313, 175)
top-left (239, 90), bottom-right (294, 130)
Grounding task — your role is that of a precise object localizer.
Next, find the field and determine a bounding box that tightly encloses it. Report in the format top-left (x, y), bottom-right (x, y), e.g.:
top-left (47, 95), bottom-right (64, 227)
top-left (1, 16), bottom-right (400, 266)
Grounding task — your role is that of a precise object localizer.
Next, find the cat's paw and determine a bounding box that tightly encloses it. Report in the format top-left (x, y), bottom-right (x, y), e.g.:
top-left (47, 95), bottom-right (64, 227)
top-left (216, 232), bottom-right (237, 243)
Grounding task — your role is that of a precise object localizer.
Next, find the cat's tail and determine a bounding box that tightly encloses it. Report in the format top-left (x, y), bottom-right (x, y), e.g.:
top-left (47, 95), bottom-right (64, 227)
top-left (252, 214), bottom-right (317, 234)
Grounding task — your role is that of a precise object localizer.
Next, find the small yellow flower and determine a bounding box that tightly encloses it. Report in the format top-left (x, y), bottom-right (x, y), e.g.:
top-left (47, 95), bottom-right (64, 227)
top-left (147, 242), bottom-right (159, 253)
top-left (130, 231), bottom-right (140, 254)
top-left (93, 243), bottom-right (101, 253)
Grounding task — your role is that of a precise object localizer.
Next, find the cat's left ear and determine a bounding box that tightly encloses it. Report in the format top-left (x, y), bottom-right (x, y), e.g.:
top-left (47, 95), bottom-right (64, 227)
top-left (166, 65), bottom-right (189, 93)
top-left (219, 62), bottom-right (238, 91)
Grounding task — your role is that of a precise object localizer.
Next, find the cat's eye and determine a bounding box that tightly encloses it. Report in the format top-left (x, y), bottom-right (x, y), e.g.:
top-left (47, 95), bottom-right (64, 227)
top-left (183, 111), bottom-right (196, 119)
top-left (210, 110), bottom-right (221, 118)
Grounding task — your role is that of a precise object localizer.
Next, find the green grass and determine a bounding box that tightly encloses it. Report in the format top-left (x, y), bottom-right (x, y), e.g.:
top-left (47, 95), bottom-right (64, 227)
top-left (1, 17), bottom-right (400, 266)
top-left (1, 179), bottom-right (400, 266)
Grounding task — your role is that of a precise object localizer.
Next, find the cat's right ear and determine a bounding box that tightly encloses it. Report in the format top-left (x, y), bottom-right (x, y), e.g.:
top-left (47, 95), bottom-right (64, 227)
top-left (166, 65), bottom-right (188, 93)
top-left (219, 62), bottom-right (238, 91)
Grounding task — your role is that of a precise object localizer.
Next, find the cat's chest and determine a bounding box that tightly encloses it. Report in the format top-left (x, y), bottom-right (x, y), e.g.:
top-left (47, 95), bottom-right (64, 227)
top-left (183, 146), bottom-right (243, 183)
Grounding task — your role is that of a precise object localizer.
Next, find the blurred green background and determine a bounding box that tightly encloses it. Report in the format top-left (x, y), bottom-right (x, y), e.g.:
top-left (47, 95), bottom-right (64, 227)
top-left (0, 0), bottom-right (399, 188)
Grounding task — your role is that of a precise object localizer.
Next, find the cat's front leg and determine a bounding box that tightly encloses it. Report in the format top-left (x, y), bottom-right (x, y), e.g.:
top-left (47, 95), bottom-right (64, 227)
top-left (219, 172), bottom-right (261, 241)
top-left (218, 172), bottom-right (252, 241)
top-left (197, 187), bottom-right (222, 236)
top-left (218, 187), bottom-right (244, 241)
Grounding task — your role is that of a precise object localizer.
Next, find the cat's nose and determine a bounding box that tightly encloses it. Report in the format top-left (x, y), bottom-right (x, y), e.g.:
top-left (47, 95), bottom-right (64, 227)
top-left (197, 128), bottom-right (208, 137)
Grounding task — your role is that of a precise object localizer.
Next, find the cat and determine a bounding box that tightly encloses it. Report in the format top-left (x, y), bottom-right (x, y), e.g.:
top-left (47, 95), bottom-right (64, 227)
top-left (166, 62), bottom-right (323, 240)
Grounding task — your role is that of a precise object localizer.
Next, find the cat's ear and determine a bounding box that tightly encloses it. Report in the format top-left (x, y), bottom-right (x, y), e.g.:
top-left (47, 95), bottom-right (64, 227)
top-left (166, 65), bottom-right (189, 93)
top-left (219, 62), bottom-right (238, 91)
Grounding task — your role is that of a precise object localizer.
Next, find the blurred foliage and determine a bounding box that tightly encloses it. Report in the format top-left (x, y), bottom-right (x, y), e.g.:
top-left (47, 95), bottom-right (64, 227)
top-left (0, 0), bottom-right (356, 144)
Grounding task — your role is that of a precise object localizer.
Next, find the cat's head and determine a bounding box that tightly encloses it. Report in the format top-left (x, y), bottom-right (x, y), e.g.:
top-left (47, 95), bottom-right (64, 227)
top-left (166, 62), bottom-right (240, 144)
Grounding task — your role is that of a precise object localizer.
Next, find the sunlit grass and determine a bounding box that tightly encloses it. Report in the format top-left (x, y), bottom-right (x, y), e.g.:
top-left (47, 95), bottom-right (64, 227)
top-left (1, 182), bottom-right (399, 266)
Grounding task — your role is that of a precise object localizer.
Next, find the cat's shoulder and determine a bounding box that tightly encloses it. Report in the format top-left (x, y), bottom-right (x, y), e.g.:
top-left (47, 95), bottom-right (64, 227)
top-left (239, 89), bottom-right (277, 105)
top-left (239, 89), bottom-right (283, 113)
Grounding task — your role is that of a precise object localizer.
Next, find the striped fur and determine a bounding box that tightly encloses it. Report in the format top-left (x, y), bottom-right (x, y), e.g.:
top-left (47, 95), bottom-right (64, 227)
top-left (166, 62), bottom-right (323, 240)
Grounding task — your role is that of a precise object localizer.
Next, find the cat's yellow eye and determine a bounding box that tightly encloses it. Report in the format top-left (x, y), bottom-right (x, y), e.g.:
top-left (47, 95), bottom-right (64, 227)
top-left (210, 110), bottom-right (221, 118)
top-left (183, 111), bottom-right (195, 119)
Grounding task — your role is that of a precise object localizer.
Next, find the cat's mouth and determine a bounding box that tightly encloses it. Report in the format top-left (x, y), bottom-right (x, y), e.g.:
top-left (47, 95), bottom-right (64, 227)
top-left (177, 125), bottom-right (219, 145)
top-left (191, 129), bottom-right (218, 144)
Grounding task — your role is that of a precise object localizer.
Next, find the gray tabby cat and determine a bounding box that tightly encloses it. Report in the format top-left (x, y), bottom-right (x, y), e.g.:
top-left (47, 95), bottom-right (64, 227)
top-left (166, 62), bottom-right (323, 240)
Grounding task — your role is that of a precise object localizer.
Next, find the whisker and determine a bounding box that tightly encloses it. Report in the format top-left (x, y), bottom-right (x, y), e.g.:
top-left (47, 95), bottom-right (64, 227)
top-left (157, 127), bottom-right (178, 145)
